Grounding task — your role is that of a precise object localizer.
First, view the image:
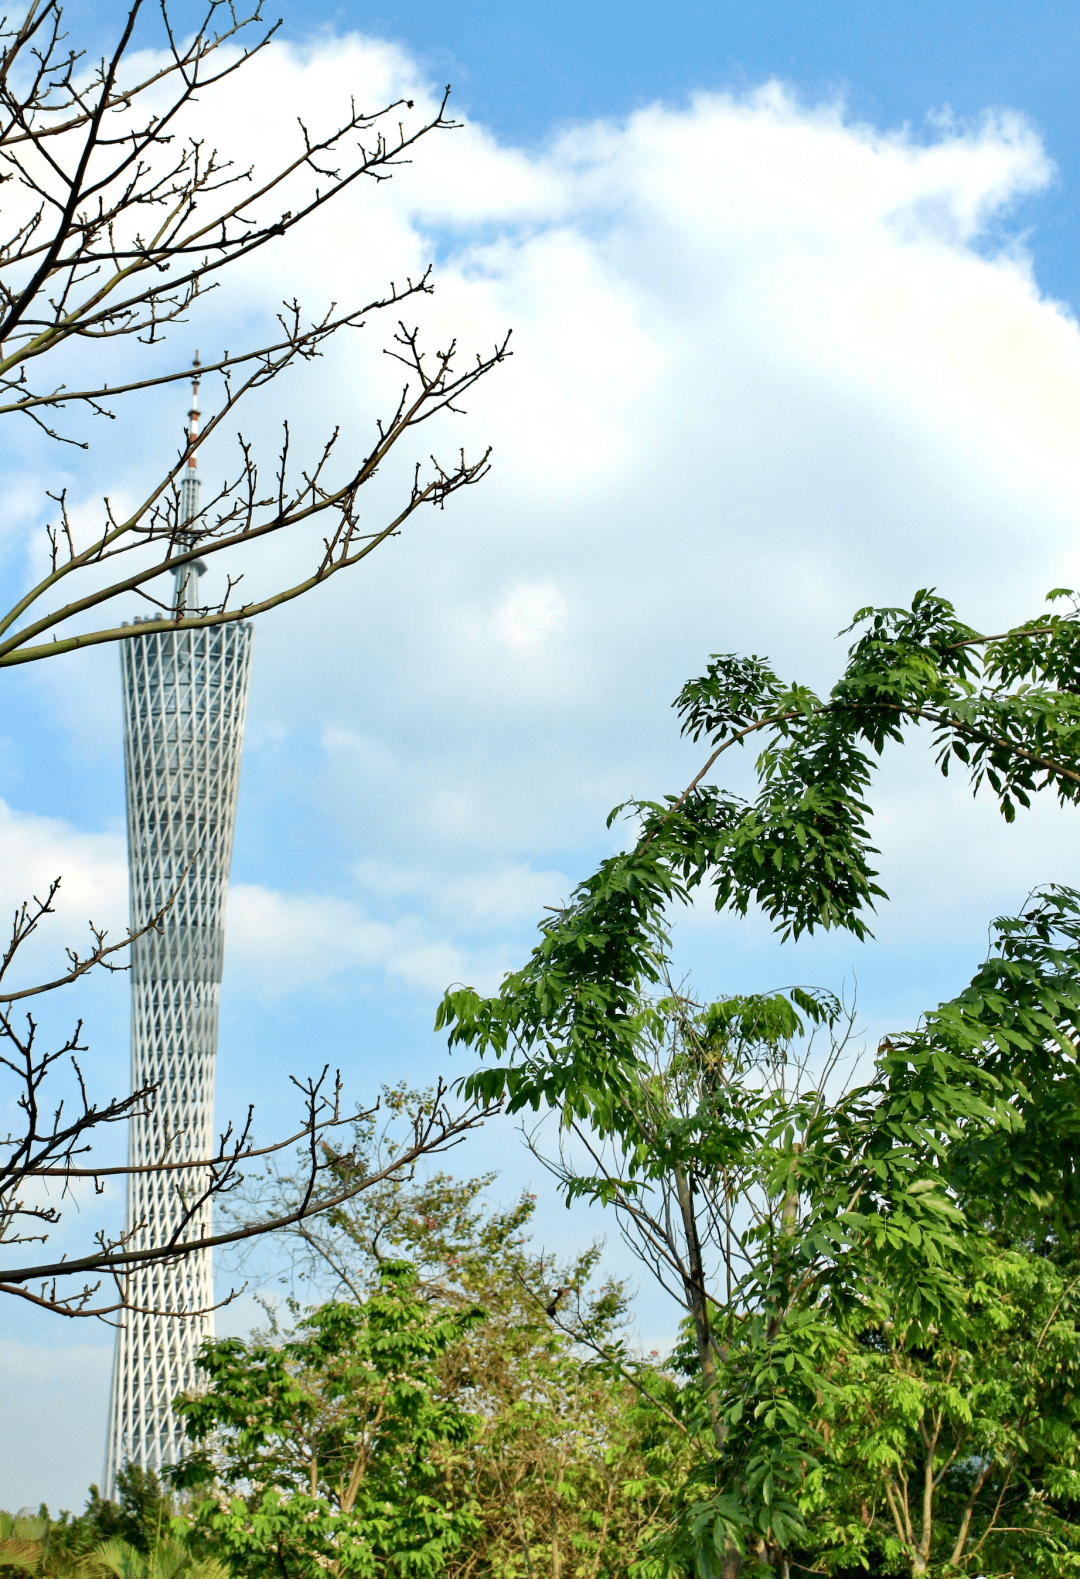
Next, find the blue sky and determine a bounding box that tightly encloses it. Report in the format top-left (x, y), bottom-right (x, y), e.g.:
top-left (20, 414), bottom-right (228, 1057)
top-left (78, 0), bottom-right (1077, 306)
top-left (421, 8), bottom-right (1063, 254)
top-left (266, 0), bottom-right (1078, 307)
top-left (2, 0), bottom-right (1078, 1511)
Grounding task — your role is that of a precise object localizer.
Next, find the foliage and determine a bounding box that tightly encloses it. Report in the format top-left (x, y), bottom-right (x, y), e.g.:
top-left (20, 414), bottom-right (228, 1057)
top-left (18, 589), bottom-right (1080, 1575)
top-left (802, 1245), bottom-right (1080, 1575)
top-left (82, 1537), bottom-right (229, 1579)
top-left (435, 591), bottom-right (1080, 1574)
top-left (173, 1263), bottom-right (486, 1578)
top-left (437, 589), bottom-right (1080, 1125)
top-left (0, 1469), bottom-right (178, 1577)
top-left (216, 1139), bottom-right (685, 1577)
top-left (0, 1511), bottom-right (47, 1574)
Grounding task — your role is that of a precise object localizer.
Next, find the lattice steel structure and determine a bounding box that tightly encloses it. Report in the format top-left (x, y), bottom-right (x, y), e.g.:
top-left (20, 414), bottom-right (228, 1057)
top-left (104, 363), bottom-right (253, 1492)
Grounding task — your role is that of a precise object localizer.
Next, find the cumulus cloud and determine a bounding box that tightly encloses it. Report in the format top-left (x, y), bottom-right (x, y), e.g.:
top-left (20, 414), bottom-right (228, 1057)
top-left (225, 854), bottom-right (571, 998)
top-left (9, 31), bottom-right (1080, 993)
top-left (0, 801), bottom-right (127, 976)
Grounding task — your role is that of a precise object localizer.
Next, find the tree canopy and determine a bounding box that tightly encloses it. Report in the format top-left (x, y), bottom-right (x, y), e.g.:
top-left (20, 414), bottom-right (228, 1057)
top-left (433, 589), bottom-right (1080, 1575)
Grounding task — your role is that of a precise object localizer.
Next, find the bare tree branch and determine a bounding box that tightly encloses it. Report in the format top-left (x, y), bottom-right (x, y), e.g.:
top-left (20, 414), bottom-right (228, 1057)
top-left (0, 0), bottom-right (507, 1317)
top-left (0, 0), bottom-right (508, 664)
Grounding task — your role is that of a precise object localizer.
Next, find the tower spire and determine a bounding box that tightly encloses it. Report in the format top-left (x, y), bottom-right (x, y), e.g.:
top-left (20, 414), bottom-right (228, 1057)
top-left (186, 349), bottom-right (202, 470)
top-left (175, 351), bottom-right (205, 614)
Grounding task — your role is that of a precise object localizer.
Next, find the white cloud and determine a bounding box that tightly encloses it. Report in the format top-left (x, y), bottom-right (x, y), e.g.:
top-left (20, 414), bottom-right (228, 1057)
top-left (225, 880), bottom-right (522, 997)
top-left (144, 36), bottom-right (1078, 966)
top-left (0, 801), bottom-right (127, 977)
top-left (7, 29), bottom-right (1079, 1010)
top-left (490, 582), bottom-right (569, 652)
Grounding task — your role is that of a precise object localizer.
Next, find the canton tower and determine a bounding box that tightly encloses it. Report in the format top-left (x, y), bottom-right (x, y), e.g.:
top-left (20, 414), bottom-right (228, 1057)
top-left (104, 361), bottom-right (253, 1491)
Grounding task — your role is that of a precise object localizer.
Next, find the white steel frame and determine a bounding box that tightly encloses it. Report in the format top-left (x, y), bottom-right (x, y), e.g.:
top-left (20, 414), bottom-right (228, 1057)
top-left (103, 608), bottom-right (252, 1492)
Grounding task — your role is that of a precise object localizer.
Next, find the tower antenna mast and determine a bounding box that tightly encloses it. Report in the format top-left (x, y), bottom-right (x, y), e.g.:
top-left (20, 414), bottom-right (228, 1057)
top-left (174, 351), bottom-right (205, 614)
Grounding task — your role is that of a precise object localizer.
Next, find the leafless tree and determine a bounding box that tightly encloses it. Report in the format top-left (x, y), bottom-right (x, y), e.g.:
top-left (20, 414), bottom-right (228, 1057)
top-left (0, 0), bottom-right (508, 664)
top-left (0, 882), bottom-right (496, 1316)
top-left (0, 0), bottom-right (506, 1314)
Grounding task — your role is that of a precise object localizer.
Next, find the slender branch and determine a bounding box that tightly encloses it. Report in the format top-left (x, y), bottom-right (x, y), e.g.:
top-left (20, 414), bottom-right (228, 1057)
top-left (0, 1091), bottom-right (497, 1291)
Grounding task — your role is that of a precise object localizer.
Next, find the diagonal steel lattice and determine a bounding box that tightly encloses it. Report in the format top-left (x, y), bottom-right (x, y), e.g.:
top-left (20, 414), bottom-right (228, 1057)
top-left (104, 368), bottom-right (253, 1491)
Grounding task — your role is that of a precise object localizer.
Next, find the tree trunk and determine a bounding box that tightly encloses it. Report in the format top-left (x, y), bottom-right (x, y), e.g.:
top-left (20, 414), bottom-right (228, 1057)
top-left (674, 1163), bottom-right (726, 1452)
top-left (675, 1163), bottom-right (739, 1579)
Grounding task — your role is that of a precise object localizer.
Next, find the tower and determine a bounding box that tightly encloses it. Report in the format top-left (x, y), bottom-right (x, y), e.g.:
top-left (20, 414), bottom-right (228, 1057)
top-left (103, 362), bottom-right (253, 1491)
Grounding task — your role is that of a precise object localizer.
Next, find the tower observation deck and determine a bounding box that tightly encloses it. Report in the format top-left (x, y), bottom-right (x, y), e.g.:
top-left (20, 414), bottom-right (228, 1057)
top-left (104, 361), bottom-right (253, 1490)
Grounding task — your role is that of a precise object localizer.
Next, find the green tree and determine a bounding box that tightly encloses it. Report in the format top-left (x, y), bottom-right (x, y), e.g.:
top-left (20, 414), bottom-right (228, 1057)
top-left (802, 1245), bottom-right (1080, 1575)
top-left (222, 1123), bottom-right (684, 1578)
top-left (1, 1468), bottom-right (178, 1577)
top-left (436, 590), bottom-right (1080, 1575)
top-left (173, 1263), bottom-right (486, 1578)
top-left (439, 589), bottom-right (1080, 1125)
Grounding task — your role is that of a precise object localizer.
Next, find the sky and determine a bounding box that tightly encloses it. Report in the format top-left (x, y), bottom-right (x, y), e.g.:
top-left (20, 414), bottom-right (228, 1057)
top-left (1, 0), bottom-right (1078, 1513)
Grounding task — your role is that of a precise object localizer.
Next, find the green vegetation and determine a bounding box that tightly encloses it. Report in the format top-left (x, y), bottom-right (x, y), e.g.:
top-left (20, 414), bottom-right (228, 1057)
top-left (434, 590), bottom-right (1080, 1575)
top-left (1, 1467), bottom-right (183, 1575)
top-left (11, 589), bottom-right (1080, 1576)
top-left (174, 1162), bottom-right (683, 1578)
